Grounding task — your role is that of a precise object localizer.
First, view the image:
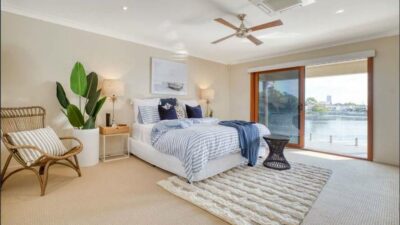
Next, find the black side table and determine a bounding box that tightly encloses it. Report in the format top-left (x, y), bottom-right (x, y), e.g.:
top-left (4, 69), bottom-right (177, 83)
top-left (263, 135), bottom-right (291, 170)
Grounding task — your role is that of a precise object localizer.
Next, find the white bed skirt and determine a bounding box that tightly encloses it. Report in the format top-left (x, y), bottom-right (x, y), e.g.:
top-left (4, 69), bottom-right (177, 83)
top-left (129, 138), bottom-right (266, 182)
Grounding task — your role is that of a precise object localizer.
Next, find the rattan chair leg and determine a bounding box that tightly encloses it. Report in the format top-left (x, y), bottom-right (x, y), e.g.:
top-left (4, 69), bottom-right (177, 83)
top-left (40, 161), bottom-right (52, 196)
top-left (1, 154), bottom-right (13, 186)
top-left (39, 165), bottom-right (45, 175)
top-left (2, 168), bottom-right (26, 187)
top-left (65, 159), bottom-right (81, 177)
top-left (29, 168), bottom-right (45, 195)
top-left (73, 155), bottom-right (81, 177)
top-left (2, 167), bottom-right (44, 195)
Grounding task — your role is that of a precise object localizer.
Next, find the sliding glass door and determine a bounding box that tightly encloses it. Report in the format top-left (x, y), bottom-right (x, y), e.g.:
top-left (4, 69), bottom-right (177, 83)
top-left (251, 67), bottom-right (305, 148)
top-left (304, 59), bottom-right (370, 159)
top-left (250, 58), bottom-right (373, 160)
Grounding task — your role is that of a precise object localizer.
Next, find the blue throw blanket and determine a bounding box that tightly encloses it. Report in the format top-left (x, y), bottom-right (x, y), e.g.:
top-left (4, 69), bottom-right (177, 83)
top-left (218, 120), bottom-right (260, 166)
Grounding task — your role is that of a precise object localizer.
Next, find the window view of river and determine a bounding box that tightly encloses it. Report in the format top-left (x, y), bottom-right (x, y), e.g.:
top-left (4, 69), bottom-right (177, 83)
top-left (257, 69), bottom-right (368, 158)
top-left (305, 114), bottom-right (367, 145)
top-left (305, 113), bottom-right (367, 158)
top-left (305, 73), bottom-right (368, 158)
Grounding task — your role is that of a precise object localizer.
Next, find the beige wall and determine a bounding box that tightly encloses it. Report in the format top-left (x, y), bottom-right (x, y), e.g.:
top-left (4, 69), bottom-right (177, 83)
top-left (229, 35), bottom-right (399, 166)
top-left (1, 12), bottom-right (230, 165)
top-left (2, 12), bottom-right (398, 167)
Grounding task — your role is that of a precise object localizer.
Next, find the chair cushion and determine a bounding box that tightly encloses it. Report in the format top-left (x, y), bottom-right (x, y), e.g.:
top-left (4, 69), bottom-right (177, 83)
top-left (6, 127), bottom-right (68, 165)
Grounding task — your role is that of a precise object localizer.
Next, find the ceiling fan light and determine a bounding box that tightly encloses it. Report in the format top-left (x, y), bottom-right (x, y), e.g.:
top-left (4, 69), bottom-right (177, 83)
top-left (335, 9), bottom-right (345, 14)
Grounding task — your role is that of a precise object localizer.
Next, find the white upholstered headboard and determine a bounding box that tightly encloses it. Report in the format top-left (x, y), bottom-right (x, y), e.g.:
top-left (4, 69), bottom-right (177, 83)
top-left (131, 98), bottom-right (199, 123)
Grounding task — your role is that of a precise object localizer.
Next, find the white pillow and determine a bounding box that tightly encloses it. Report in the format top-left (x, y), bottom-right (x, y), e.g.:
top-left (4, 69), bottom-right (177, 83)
top-left (138, 105), bottom-right (160, 124)
top-left (133, 98), bottom-right (160, 123)
top-left (6, 127), bottom-right (68, 165)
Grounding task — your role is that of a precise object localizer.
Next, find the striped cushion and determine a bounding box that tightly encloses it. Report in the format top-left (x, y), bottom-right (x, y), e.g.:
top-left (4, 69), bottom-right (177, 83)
top-left (138, 105), bottom-right (160, 124)
top-left (6, 127), bottom-right (68, 165)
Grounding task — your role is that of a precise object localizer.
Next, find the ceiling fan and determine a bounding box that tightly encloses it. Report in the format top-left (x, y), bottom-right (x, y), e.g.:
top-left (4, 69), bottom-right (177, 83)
top-left (211, 14), bottom-right (283, 46)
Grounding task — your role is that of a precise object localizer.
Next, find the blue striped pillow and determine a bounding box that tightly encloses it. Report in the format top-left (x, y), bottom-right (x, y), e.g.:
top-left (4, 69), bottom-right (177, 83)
top-left (138, 106), bottom-right (160, 124)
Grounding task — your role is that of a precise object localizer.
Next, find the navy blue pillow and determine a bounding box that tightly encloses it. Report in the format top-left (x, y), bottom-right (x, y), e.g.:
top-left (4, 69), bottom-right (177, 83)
top-left (186, 105), bottom-right (203, 118)
top-left (160, 98), bottom-right (177, 107)
top-left (158, 105), bottom-right (178, 120)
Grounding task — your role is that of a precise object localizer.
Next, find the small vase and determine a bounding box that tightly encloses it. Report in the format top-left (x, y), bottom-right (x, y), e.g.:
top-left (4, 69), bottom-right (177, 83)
top-left (73, 128), bottom-right (99, 167)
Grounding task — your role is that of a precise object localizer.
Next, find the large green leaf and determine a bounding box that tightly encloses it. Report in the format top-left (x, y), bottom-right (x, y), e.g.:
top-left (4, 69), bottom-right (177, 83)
top-left (83, 117), bottom-right (95, 129)
top-left (92, 97), bottom-right (107, 119)
top-left (84, 72), bottom-right (98, 99)
top-left (70, 62), bottom-right (87, 96)
top-left (56, 82), bottom-right (70, 109)
top-left (67, 104), bottom-right (84, 128)
top-left (85, 89), bottom-right (100, 116)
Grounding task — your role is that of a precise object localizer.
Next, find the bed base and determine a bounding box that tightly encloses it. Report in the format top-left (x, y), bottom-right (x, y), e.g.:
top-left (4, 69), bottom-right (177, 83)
top-left (129, 138), bottom-right (266, 182)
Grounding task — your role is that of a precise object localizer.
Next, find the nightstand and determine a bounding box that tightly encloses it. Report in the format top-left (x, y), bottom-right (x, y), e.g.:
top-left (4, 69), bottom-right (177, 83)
top-left (99, 126), bottom-right (130, 162)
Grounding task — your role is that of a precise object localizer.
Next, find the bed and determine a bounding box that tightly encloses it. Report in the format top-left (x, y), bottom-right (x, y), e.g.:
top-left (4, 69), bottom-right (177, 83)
top-left (129, 98), bottom-right (270, 182)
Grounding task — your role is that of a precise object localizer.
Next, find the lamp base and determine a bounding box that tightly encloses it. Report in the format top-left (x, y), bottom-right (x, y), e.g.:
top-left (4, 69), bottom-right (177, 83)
top-left (206, 102), bottom-right (213, 117)
top-left (111, 97), bottom-right (117, 127)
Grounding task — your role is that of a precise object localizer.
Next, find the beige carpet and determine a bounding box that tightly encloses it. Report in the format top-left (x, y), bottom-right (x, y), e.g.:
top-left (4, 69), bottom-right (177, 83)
top-left (159, 162), bottom-right (331, 225)
top-left (1, 149), bottom-right (399, 225)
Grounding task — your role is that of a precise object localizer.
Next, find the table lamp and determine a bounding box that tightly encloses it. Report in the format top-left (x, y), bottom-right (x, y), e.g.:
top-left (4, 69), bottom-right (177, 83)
top-left (201, 88), bottom-right (215, 117)
top-left (102, 79), bottom-right (125, 127)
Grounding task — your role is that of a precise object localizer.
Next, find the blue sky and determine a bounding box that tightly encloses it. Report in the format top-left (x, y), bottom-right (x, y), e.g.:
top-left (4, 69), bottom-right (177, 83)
top-left (305, 73), bottom-right (368, 105)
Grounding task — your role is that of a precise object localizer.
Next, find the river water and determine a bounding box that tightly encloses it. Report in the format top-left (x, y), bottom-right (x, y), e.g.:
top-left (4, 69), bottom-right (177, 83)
top-left (305, 116), bottom-right (367, 146)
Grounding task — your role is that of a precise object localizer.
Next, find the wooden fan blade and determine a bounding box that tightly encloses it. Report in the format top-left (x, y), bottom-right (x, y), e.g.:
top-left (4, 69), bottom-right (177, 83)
top-left (214, 18), bottom-right (239, 30)
top-left (247, 35), bottom-right (263, 46)
top-left (250, 19), bottom-right (283, 32)
top-left (211, 33), bottom-right (236, 44)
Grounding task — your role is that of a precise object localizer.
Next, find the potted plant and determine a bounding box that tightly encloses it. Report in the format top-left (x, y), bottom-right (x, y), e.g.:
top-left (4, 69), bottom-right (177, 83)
top-left (56, 62), bottom-right (106, 167)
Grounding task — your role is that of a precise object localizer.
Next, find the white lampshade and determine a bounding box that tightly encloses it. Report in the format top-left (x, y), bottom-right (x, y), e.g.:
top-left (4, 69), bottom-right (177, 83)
top-left (102, 79), bottom-right (125, 97)
top-left (201, 89), bottom-right (215, 101)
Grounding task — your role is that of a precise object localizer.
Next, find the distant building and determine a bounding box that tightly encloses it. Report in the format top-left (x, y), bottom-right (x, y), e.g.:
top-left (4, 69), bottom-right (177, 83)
top-left (326, 95), bottom-right (332, 105)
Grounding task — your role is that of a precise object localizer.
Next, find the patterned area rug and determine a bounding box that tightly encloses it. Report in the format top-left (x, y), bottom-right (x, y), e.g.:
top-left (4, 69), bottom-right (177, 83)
top-left (158, 162), bottom-right (332, 225)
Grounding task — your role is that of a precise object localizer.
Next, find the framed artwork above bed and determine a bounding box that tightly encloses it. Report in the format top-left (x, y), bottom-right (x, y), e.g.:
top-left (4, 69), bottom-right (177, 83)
top-left (151, 57), bottom-right (188, 95)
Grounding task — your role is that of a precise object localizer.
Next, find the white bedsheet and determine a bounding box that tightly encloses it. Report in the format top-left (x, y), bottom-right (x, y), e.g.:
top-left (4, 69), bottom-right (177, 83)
top-left (132, 123), bottom-right (154, 144)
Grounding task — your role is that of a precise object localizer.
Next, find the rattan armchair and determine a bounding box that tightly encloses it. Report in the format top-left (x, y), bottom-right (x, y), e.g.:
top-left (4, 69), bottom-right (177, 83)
top-left (1, 106), bottom-right (83, 196)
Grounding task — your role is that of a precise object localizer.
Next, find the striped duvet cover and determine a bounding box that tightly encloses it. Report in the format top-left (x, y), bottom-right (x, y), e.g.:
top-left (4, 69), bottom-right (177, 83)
top-left (151, 119), bottom-right (270, 182)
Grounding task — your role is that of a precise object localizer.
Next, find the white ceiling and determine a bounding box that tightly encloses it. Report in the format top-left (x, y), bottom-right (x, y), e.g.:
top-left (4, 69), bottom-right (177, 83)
top-left (2, 0), bottom-right (399, 64)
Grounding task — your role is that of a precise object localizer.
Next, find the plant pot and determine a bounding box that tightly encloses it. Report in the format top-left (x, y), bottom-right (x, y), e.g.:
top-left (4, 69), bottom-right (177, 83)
top-left (73, 128), bottom-right (99, 167)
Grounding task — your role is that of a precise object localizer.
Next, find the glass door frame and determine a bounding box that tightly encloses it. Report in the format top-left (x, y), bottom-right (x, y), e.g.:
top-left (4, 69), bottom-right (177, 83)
top-left (250, 58), bottom-right (373, 161)
top-left (250, 66), bottom-right (305, 148)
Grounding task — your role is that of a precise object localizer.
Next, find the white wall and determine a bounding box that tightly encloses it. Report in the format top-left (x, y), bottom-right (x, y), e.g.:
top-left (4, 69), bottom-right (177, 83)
top-left (229, 35), bottom-right (399, 166)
